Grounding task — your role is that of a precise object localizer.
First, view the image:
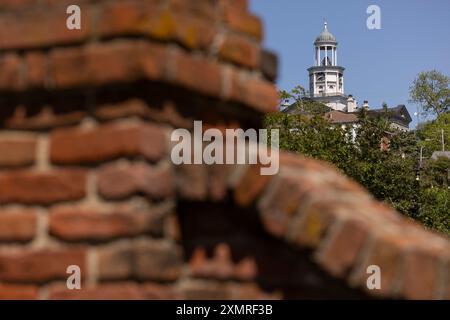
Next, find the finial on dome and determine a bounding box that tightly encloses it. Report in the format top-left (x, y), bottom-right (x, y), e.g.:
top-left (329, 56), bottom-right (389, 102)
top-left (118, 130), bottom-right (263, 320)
top-left (324, 20), bottom-right (328, 30)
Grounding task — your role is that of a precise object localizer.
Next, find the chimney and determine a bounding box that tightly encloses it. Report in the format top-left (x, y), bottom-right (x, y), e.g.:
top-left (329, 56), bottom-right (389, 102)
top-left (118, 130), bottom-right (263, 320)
top-left (346, 95), bottom-right (357, 112)
top-left (362, 100), bottom-right (369, 110)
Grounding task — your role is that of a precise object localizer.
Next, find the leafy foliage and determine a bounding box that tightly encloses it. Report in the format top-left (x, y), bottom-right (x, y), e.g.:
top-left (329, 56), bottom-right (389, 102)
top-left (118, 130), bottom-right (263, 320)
top-left (417, 112), bottom-right (450, 157)
top-left (266, 86), bottom-right (449, 235)
top-left (409, 70), bottom-right (450, 116)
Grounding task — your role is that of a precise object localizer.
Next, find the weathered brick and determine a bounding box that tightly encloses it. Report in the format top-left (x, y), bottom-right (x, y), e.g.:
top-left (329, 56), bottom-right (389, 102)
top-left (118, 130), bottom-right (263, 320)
top-left (224, 13), bottom-right (263, 41)
top-left (400, 248), bottom-right (442, 299)
top-left (49, 282), bottom-right (143, 300)
top-left (4, 106), bottom-right (86, 130)
top-left (189, 244), bottom-right (257, 281)
top-left (175, 164), bottom-right (208, 200)
top-left (140, 282), bottom-right (179, 299)
top-left (169, 0), bottom-right (216, 21)
top-left (219, 0), bottom-right (248, 15)
top-left (350, 232), bottom-right (410, 297)
top-left (134, 240), bottom-right (183, 281)
top-left (50, 40), bottom-right (167, 89)
top-left (0, 169), bottom-right (86, 205)
top-left (219, 34), bottom-right (260, 68)
top-left (179, 279), bottom-right (232, 300)
top-left (315, 219), bottom-right (369, 278)
top-left (229, 71), bottom-right (279, 113)
top-left (0, 7), bottom-right (89, 50)
top-left (98, 1), bottom-right (215, 50)
top-left (0, 54), bottom-right (23, 91)
top-left (0, 284), bottom-right (38, 300)
top-left (0, 209), bottom-right (37, 242)
top-left (49, 208), bottom-right (164, 242)
top-left (0, 136), bottom-right (37, 167)
top-left (0, 248), bottom-right (86, 283)
top-left (173, 51), bottom-right (222, 97)
top-left (50, 122), bottom-right (167, 164)
top-left (287, 199), bottom-right (342, 248)
top-left (97, 240), bottom-right (183, 281)
top-left (98, 162), bottom-right (174, 200)
top-left (24, 52), bottom-right (47, 88)
top-left (0, 0), bottom-right (41, 10)
top-left (234, 164), bottom-right (271, 207)
top-left (261, 50), bottom-right (278, 81)
top-left (257, 171), bottom-right (310, 238)
top-left (97, 243), bottom-right (134, 280)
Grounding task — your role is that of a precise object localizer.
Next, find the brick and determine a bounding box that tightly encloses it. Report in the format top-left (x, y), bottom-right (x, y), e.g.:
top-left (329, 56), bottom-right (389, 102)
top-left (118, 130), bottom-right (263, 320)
top-left (0, 7), bottom-right (89, 50)
top-left (98, 1), bottom-right (215, 50)
top-left (287, 199), bottom-right (342, 248)
top-left (179, 279), bottom-right (232, 300)
top-left (97, 240), bottom-right (183, 281)
top-left (175, 164), bottom-right (208, 200)
top-left (50, 40), bottom-right (167, 89)
top-left (0, 209), bottom-right (37, 242)
top-left (0, 284), bottom-right (38, 300)
top-left (315, 219), bottom-right (369, 278)
top-left (50, 122), bottom-right (167, 165)
top-left (350, 232), bottom-right (410, 297)
top-left (0, 54), bottom-right (23, 91)
top-left (189, 244), bottom-right (257, 281)
top-left (97, 243), bottom-right (134, 280)
top-left (400, 248), bottom-right (442, 299)
top-left (24, 52), bottom-right (47, 88)
top-left (141, 282), bottom-right (179, 299)
top-left (0, 248), bottom-right (86, 283)
top-left (169, 0), bottom-right (216, 21)
top-left (5, 106), bottom-right (86, 130)
top-left (233, 283), bottom-right (282, 300)
top-left (49, 208), bottom-right (164, 242)
top-left (134, 240), bottom-right (183, 281)
top-left (98, 162), bottom-right (174, 200)
top-left (0, 136), bottom-right (37, 168)
top-left (49, 282), bottom-right (143, 300)
top-left (225, 13), bottom-right (263, 41)
top-left (219, 34), bottom-right (260, 68)
top-left (219, 0), bottom-right (248, 15)
top-left (257, 172), bottom-right (309, 238)
top-left (0, 169), bottom-right (86, 205)
top-left (261, 50), bottom-right (278, 81)
top-left (234, 164), bottom-right (271, 207)
top-left (230, 71), bottom-right (279, 113)
top-left (0, 0), bottom-right (41, 10)
top-left (173, 51), bottom-right (222, 97)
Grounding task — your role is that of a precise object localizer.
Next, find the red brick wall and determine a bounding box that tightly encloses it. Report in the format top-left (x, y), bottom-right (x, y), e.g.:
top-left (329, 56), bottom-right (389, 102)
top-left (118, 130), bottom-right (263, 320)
top-left (0, 0), bottom-right (448, 300)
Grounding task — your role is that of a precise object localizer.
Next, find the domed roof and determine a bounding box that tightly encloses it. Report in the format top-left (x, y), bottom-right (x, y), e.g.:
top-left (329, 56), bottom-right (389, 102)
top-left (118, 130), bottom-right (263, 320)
top-left (315, 22), bottom-right (337, 44)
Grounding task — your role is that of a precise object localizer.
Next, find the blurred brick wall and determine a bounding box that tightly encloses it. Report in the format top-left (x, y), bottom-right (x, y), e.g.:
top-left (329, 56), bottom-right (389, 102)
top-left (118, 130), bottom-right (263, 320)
top-left (0, 0), bottom-right (448, 300)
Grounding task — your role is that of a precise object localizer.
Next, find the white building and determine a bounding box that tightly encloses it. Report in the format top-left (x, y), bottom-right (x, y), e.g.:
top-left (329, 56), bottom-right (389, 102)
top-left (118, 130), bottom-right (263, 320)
top-left (285, 21), bottom-right (412, 131)
top-left (308, 22), bottom-right (354, 112)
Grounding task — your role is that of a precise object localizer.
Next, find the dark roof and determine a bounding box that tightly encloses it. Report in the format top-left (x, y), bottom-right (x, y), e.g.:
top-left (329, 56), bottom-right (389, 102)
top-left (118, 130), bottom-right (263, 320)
top-left (367, 105), bottom-right (413, 125)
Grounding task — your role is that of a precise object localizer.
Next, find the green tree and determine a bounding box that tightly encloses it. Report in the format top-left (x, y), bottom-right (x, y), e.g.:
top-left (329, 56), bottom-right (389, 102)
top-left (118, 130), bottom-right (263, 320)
top-left (409, 70), bottom-right (450, 116)
top-left (268, 87), bottom-right (450, 235)
top-left (417, 112), bottom-right (450, 156)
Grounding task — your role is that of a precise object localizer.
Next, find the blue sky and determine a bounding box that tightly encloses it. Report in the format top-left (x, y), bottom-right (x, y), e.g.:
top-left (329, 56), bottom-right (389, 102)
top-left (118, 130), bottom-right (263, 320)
top-left (251, 0), bottom-right (450, 127)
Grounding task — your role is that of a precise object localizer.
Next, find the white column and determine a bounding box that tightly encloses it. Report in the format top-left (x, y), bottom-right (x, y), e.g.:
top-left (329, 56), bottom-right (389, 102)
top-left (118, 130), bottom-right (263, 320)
top-left (333, 47), bottom-right (336, 66)
top-left (336, 72), bottom-right (339, 93)
top-left (341, 74), bottom-right (344, 94)
top-left (325, 46), bottom-right (328, 66)
top-left (335, 48), bottom-right (338, 65)
top-left (316, 47), bottom-right (319, 66)
top-left (313, 73), bottom-right (316, 96)
top-left (331, 48), bottom-right (334, 66)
